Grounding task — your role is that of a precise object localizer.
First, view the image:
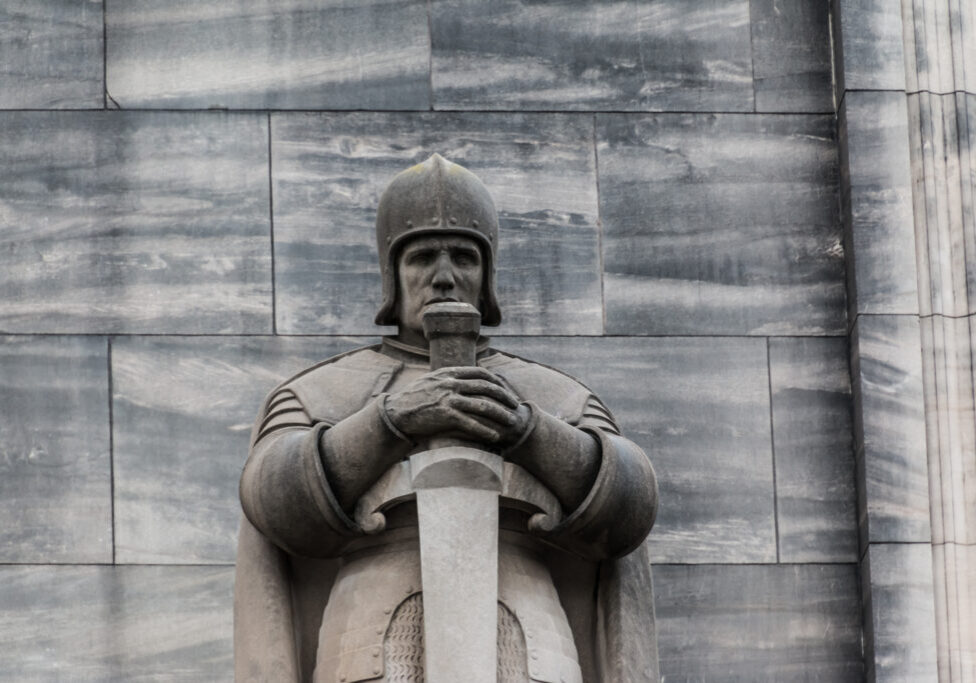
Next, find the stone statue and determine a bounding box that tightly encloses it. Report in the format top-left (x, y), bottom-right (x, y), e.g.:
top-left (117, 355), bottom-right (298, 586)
top-left (234, 154), bottom-right (660, 682)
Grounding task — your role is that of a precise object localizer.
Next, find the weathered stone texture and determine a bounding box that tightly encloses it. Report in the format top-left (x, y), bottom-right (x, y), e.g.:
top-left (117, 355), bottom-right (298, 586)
top-left (0, 111), bottom-right (272, 334)
top-left (105, 0), bottom-right (430, 110)
top-left (0, 336), bottom-right (111, 564)
top-left (271, 113), bottom-right (602, 336)
top-left (0, 0), bottom-right (104, 109)
top-left (598, 113), bottom-right (844, 336)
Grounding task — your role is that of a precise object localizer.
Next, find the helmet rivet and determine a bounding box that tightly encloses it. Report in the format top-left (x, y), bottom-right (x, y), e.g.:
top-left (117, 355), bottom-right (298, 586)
top-left (449, 216), bottom-right (457, 225)
top-left (406, 220), bottom-right (413, 228)
top-left (472, 220), bottom-right (479, 228)
top-left (386, 235), bottom-right (391, 244)
top-left (432, 216), bottom-right (440, 224)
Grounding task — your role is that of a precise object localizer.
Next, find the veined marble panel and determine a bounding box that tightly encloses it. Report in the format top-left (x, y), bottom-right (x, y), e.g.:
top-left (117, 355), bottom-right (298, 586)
top-left (839, 92), bottom-right (919, 318)
top-left (903, 0), bottom-right (976, 95)
top-left (112, 335), bottom-right (368, 564)
top-left (0, 565), bottom-right (233, 681)
top-left (0, 336), bottom-right (111, 563)
top-left (931, 543), bottom-right (976, 680)
top-left (770, 337), bottom-right (858, 563)
top-left (830, 0), bottom-right (907, 96)
top-left (654, 563), bottom-right (863, 680)
top-left (750, 0), bottom-right (833, 113)
top-left (851, 315), bottom-right (931, 547)
top-left (0, 0), bottom-right (104, 108)
top-left (598, 113), bottom-right (844, 336)
top-left (494, 336), bottom-right (775, 564)
top-left (105, 0), bottom-right (429, 109)
top-left (0, 111), bottom-right (272, 334)
top-left (862, 543), bottom-right (938, 682)
top-left (430, 0), bottom-right (753, 112)
top-left (271, 112), bottom-right (603, 336)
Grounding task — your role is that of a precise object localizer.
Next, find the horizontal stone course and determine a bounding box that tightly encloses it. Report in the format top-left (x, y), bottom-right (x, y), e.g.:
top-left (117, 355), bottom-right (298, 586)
top-left (0, 565), bottom-right (233, 681)
top-left (0, 111), bottom-right (272, 334)
top-left (0, 0), bottom-right (104, 109)
top-left (655, 562), bottom-right (863, 680)
top-left (0, 336), bottom-right (112, 564)
top-left (105, 0), bottom-right (430, 110)
top-left (597, 112), bottom-right (844, 336)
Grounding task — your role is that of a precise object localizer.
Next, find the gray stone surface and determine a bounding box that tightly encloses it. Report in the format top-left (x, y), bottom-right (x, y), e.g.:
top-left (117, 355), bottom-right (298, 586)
top-left (430, 0), bottom-right (753, 112)
top-left (750, 0), bottom-right (833, 113)
top-left (271, 113), bottom-right (602, 336)
top-left (903, 0), bottom-right (976, 95)
top-left (598, 113), bottom-right (844, 336)
top-left (839, 92), bottom-right (919, 318)
top-left (831, 0), bottom-right (907, 96)
top-left (0, 0), bottom-right (104, 109)
top-left (0, 565), bottom-right (233, 681)
top-left (0, 111), bottom-right (272, 334)
top-left (105, 0), bottom-right (430, 110)
top-left (495, 335), bottom-right (775, 564)
top-left (654, 563), bottom-right (863, 681)
top-left (931, 543), bottom-right (976, 679)
top-left (112, 335), bottom-right (362, 563)
top-left (770, 337), bottom-right (858, 563)
top-left (862, 543), bottom-right (939, 682)
top-left (851, 315), bottom-right (931, 548)
top-left (0, 336), bottom-right (111, 564)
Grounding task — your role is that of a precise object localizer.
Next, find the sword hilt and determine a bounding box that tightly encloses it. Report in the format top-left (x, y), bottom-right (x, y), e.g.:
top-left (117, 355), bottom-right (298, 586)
top-left (422, 302), bottom-right (481, 370)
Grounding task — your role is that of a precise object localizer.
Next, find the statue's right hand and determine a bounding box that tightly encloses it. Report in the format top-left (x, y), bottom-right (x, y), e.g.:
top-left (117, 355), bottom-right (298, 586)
top-left (383, 366), bottom-right (524, 445)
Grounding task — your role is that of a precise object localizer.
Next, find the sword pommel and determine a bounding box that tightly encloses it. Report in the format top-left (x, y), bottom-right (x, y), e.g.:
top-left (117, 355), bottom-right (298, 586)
top-left (422, 302), bottom-right (481, 369)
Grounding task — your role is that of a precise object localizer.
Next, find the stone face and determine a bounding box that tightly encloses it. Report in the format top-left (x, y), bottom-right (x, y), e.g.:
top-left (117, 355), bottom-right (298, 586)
top-left (862, 543), bottom-right (939, 682)
top-left (598, 113), bottom-right (844, 336)
top-left (770, 337), bottom-right (858, 563)
top-left (831, 0), bottom-right (907, 96)
top-left (0, 336), bottom-right (111, 564)
top-left (0, 111), bottom-right (272, 334)
top-left (105, 0), bottom-right (430, 109)
top-left (655, 563), bottom-right (863, 680)
top-left (430, 0), bottom-right (753, 112)
top-left (0, 0), bottom-right (104, 109)
top-left (271, 112), bottom-right (602, 336)
top-left (851, 315), bottom-right (931, 548)
top-left (750, 0), bottom-right (833, 113)
top-left (495, 335), bottom-right (775, 564)
top-left (0, 565), bottom-right (233, 681)
top-left (112, 336), bottom-right (361, 563)
top-left (838, 92), bottom-right (919, 318)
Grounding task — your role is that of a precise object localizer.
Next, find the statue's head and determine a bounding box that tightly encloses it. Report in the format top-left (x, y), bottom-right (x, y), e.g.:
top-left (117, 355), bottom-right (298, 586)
top-left (374, 154), bottom-right (501, 328)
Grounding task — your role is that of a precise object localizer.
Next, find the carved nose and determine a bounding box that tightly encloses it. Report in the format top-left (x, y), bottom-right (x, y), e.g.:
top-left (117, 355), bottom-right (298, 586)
top-left (432, 253), bottom-right (455, 290)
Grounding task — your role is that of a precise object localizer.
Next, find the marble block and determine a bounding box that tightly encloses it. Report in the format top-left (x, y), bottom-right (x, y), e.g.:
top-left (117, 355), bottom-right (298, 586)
top-left (770, 337), bottom-right (858, 563)
top-left (430, 0), bottom-right (753, 112)
top-left (0, 0), bottom-right (104, 109)
top-left (0, 111), bottom-right (272, 334)
top-left (495, 336), bottom-right (776, 564)
top-left (851, 315), bottom-right (931, 548)
top-left (0, 336), bottom-right (111, 563)
top-left (839, 92), bottom-right (919, 318)
top-left (931, 543), bottom-right (976, 679)
top-left (750, 0), bottom-right (833, 113)
top-left (831, 0), bottom-right (907, 96)
top-left (112, 336), bottom-right (367, 563)
top-left (105, 0), bottom-right (429, 109)
top-left (902, 0), bottom-right (976, 95)
top-left (862, 543), bottom-right (939, 682)
top-left (0, 565), bottom-right (233, 681)
top-left (271, 112), bottom-right (602, 336)
top-left (655, 563), bottom-right (863, 680)
top-left (598, 113), bottom-right (845, 335)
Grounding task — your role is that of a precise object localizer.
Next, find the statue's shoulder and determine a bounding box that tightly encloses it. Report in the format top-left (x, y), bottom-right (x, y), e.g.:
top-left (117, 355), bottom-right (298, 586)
top-left (482, 349), bottom-right (594, 424)
top-left (278, 345), bottom-right (403, 425)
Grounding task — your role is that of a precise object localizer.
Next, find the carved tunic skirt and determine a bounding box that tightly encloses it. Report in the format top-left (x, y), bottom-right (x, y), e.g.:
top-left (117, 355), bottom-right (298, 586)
top-left (313, 528), bottom-right (582, 683)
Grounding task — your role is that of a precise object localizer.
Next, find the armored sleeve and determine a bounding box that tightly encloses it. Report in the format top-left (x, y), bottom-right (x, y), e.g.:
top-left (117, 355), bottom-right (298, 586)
top-left (517, 394), bottom-right (657, 561)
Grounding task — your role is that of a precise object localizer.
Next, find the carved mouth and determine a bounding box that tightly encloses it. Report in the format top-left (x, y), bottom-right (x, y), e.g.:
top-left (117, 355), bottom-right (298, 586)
top-left (424, 297), bottom-right (459, 305)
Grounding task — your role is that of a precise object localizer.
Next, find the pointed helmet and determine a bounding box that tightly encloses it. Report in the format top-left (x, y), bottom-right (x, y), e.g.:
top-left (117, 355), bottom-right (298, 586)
top-left (374, 153), bottom-right (502, 326)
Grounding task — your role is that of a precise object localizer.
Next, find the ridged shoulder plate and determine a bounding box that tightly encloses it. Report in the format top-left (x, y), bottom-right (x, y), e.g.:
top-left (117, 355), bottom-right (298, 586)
top-left (281, 346), bottom-right (403, 426)
top-left (481, 351), bottom-right (592, 425)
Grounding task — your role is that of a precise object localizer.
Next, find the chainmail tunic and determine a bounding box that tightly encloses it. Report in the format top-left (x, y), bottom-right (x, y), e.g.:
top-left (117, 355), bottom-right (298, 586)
top-left (384, 594), bottom-right (529, 682)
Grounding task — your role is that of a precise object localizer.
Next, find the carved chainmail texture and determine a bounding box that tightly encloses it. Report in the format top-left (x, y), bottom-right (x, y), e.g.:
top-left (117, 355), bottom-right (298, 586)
top-left (383, 594), bottom-right (529, 682)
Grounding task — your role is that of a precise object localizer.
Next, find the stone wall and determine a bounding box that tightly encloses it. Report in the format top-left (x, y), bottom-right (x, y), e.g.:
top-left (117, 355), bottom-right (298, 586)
top-left (0, 1), bottom-right (864, 679)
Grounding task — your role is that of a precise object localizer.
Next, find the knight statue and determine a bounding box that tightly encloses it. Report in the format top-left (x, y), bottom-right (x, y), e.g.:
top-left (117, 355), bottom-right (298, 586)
top-left (234, 154), bottom-right (660, 682)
